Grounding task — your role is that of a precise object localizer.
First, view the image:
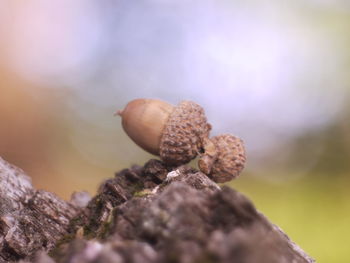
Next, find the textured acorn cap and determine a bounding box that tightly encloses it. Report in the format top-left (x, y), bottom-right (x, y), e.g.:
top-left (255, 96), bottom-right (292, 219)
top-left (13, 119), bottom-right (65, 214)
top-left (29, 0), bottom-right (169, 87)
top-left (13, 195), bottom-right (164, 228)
top-left (159, 101), bottom-right (211, 166)
top-left (201, 134), bottom-right (246, 183)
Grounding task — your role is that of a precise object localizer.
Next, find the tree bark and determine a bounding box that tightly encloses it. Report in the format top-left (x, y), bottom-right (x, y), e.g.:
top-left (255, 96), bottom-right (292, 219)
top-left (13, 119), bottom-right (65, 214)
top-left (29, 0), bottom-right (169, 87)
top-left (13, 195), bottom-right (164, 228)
top-left (0, 157), bottom-right (315, 263)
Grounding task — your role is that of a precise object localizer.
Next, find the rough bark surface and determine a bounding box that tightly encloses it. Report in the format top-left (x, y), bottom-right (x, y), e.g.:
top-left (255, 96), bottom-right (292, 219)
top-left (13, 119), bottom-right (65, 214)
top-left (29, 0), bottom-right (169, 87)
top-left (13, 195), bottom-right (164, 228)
top-left (0, 157), bottom-right (315, 263)
top-left (0, 158), bottom-right (80, 262)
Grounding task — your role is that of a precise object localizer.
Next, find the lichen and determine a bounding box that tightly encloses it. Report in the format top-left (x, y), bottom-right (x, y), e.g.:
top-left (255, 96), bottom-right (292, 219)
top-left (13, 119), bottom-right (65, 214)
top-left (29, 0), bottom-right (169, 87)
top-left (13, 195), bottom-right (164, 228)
top-left (134, 189), bottom-right (152, 197)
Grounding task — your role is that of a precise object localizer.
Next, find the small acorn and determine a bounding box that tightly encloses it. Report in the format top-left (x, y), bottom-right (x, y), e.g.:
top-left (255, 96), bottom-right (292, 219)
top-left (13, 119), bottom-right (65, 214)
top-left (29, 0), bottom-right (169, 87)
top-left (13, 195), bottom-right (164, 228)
top-left (117, 99), bottom-right (211, 166)
top-left (117, 99), bottom-right (247, 183)
top-left (199, 134), bottom-right (246, 183)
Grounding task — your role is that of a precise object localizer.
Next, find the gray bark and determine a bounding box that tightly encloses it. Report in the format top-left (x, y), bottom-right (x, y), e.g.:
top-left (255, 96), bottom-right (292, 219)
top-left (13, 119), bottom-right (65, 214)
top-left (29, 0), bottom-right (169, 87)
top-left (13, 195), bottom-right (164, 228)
top-left (0, 157), bottom-right (315, 263)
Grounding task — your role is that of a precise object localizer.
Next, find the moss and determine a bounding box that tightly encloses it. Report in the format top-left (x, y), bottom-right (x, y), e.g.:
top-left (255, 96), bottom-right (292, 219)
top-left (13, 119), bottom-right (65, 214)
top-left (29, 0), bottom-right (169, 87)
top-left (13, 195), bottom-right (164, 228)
top-left (130, 181), bottom-right (145, 194)
top-left (98, 208), bottom-right (116, 239)
top-left (49, 232), bottom-right (76, 259)
top-left (68, 215), bottom-right (86, 231)
top-left (82, 196), bottom-right (107, 239)
top-left (133, 189), bottom-right (152, 197)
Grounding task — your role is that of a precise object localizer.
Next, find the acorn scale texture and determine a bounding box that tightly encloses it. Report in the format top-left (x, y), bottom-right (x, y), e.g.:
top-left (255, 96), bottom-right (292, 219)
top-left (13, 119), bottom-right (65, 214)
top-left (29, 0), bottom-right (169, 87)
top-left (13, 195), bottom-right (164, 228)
top-left (159, 101), bottom-right (211, 166)
top-left (206, 134), bottom-right (246, 183)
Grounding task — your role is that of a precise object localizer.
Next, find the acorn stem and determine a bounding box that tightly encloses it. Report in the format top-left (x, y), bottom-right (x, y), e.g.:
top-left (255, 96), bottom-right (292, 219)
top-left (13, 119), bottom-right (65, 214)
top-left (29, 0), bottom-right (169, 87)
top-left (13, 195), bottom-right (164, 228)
top-left (114, 110), bottom-right (123, 116)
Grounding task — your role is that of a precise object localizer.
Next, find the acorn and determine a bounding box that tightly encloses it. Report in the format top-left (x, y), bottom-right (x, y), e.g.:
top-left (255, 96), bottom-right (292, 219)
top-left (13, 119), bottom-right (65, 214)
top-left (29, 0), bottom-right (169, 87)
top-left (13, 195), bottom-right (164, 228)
top-left (199, 134), bottom-right (246, 183)
top-left (117, 99), bottom-right (212, 166)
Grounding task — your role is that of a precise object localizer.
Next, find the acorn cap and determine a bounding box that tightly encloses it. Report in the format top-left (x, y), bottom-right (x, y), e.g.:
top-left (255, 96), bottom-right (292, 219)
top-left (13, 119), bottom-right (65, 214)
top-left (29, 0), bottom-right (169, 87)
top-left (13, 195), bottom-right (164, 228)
top-left (160, 101), bottom-right (211, 166)
top-left (201, 134), bottom-right (246, 183)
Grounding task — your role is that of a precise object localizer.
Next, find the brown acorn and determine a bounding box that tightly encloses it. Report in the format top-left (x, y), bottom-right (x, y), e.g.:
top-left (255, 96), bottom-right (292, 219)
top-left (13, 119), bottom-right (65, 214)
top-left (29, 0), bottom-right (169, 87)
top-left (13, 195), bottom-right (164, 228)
top-left (199, 134), bottom-right (246, 183)
top-left (117, 99), bottom-right (211, 166)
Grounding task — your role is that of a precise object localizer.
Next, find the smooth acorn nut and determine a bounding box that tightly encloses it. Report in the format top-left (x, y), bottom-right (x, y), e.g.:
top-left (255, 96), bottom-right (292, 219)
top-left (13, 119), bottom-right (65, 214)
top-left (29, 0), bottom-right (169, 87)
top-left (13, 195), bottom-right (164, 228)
top-left (117, 99), bottom-right (174, 155)
top-left (117, 99), bottom-right (212, 166)
top-left (199, 134), bottom-right (246, 183)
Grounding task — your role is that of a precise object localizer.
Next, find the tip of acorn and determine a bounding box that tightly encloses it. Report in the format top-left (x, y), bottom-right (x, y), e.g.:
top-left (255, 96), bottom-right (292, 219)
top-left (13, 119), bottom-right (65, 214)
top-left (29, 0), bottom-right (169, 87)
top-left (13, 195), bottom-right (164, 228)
top-left (114, 110), bottom-right (123, 117)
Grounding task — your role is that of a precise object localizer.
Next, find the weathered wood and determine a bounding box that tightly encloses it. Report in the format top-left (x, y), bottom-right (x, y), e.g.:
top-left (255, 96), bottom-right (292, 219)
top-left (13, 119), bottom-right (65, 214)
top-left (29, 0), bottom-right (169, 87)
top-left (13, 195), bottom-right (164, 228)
top-left (0, 157), bottom-right (315, 262)
top-left (0, 157), bottom-right (81, 262)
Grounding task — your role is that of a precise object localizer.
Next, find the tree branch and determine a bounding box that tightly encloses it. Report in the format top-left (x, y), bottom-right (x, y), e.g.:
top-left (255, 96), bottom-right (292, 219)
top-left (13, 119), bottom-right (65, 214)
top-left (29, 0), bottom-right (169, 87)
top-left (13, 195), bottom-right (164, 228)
top-left (0, 158), bottom-right (315, 263)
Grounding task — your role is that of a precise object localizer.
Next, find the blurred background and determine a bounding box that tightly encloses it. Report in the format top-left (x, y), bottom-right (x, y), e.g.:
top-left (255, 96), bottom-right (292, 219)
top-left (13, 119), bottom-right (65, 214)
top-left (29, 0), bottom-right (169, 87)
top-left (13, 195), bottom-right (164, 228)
top-left (0, 0), bottom-right (349, 261)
